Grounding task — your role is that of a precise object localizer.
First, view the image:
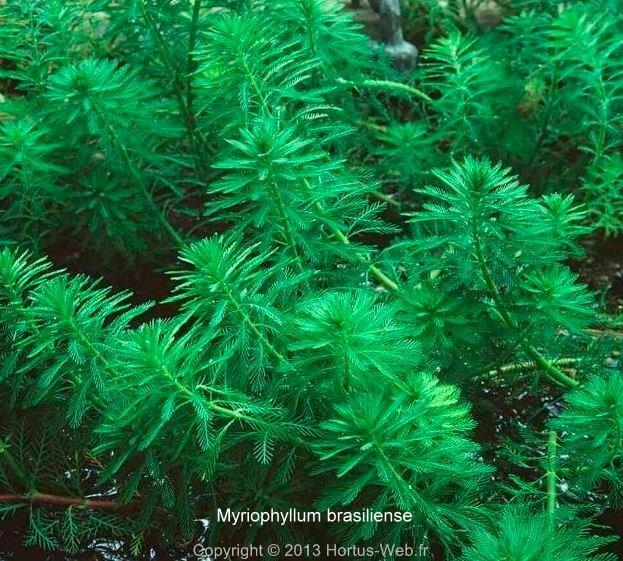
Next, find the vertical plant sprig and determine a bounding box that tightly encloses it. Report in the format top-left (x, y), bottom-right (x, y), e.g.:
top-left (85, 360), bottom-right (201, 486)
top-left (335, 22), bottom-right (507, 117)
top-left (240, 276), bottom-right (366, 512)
top-left (44, 58), bottom-right (185, 247)
top-left (137, 0), bottom-right (207, 176)
top-left (314, 372), bottom-right (492, 549)
top-left (409, 157), bottom-right (593, 388)
top-left (459, 505), bottom-right (617, 561)
top-left (168, 235), bottom-right (305, 389)
top-left (0, 1), bottom-right (97, 90)
top-left (550, 7), bottom-right (623, 163)
top-left (548, 6), bottom-right (623, 234)
top-left (423, 32), bottom-right (507, 155)
top-left (0, 249), bottom-right (150, 420)
top-left (93, 317), bottom-right (302, 539)
top-left (0, 119), bottom-right (65, 241)
top-left (552, 373), bottom-right (623, 506)
top-left (287, 289), bottom-right (422, 399)
top-left (209, 115), bottom-right (394, 275)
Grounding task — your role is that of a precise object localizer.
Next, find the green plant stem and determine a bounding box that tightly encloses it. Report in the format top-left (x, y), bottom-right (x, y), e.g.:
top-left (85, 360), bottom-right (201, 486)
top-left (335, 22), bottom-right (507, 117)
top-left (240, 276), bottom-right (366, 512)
top-left (336, 77), bottom-right (432, 103)
top-left (218, 280), bottom-right (288, 364)
top-left (592, 72), bottom-right (609, 160)
top-left (358, 119), bottom-right (387, 133)
top-left (530, 70), bottom-right (557, 166)
top-left (546, 430), bottom-right (557, 518)
top-left (308, 191), bottom-right (399, 291)
top-left (157, 362), bottom-right (268, 425)
top-left (376, 445), bottom-right (422, 509)
top-left (140, 1), bottom-right (205, 173)
top-left (485, 358), bottom-right (577, 379)
top-left (186, 0), bottom-right (202, 130)
top-left (240, 56), bottom-right (268, 109)
top-left (372, 189), bottom-right (401, 207)
top-left (472, 229), bottom-right (579, 389)
top-left (0, 440), bottom-right (32, 490)
top-left (157, 365), bottom-right (310, 449)
top-left (267, 180), bottom-right (304, 272)
top-left (369, 265), bottom-right (399, 291)
top-left (3, 294), bottom-right (108, 412)
top-left (63, 321), bottom-right (117, 411)
top-left (94, 106), bottom-right (184, 247)
top-left (586, 327), bottom-right (623, 340)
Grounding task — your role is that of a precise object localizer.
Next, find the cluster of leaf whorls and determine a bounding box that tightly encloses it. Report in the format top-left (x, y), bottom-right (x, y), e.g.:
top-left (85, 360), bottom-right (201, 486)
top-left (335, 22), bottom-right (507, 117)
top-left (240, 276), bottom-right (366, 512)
top-left (373, 0), bottom-right (623, 237)
top-left (0, 0), bottom-right (622, 559)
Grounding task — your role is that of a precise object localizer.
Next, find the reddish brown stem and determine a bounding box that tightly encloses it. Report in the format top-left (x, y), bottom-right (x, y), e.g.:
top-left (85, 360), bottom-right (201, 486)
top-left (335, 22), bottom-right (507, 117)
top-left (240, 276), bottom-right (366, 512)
top-left (0, 493), bottom-right (136, 512)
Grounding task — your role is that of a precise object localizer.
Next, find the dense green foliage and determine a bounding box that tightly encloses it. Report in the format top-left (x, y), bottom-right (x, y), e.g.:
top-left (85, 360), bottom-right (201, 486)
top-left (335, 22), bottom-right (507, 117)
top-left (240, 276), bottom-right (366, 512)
top-left (0, 0), bottom-right (622, 559)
